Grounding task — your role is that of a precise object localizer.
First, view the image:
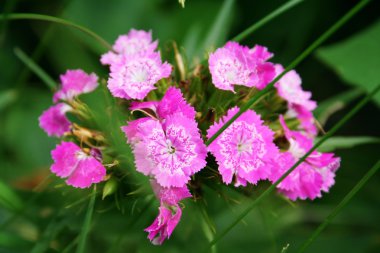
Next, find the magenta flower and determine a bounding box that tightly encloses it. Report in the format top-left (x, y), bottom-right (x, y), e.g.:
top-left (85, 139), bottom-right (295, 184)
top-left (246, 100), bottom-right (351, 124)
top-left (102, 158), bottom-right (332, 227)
top-left (39, 103), bottom-right (71, 137)
top-left (53, 69), bottom-right (99, 103)
top-left (123, 114), bottom-right (207, 187)
top-left (101, 29), bottom-right (158, 66)
top-left (107, 52), bottom-right (172, 100)
top-left (207, 107), bottom-right (279, 186)
top-left (208, 42), bottom-right (275, 92)
top-left (130, 87), bottom-right (196, 120)
top-left (145, 179), bottom-right (191, 245)
top-left (269, 116), bottom-right (340, 200)
top-left (50, 141), bottom-right (106, 188)
top-left (274, 64), bottom-right (318, 135)
top-left (122, 88), bottom-right (206, 187)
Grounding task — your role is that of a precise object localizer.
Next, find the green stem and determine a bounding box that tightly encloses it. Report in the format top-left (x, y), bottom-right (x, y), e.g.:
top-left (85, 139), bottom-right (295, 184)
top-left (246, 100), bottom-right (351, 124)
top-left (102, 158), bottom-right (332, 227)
top-left (0, 13), bottom-right (112, 51)
top-left (206, 84), bottom-right (380, 250)
top-left (206, 0), bottom-right (372, 146)
top-left (76, 185), bottom-right (97, 253)
top-left (296, 159), bottom-right (380, 253)
top-left (232, 0), bottom-right (304, 42)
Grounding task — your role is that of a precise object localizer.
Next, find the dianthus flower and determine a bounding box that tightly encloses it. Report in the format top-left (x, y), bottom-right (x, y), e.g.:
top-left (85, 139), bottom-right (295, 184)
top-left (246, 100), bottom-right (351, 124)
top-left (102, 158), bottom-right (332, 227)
top-left (101, 29), bottom-right (158, 66)
top-left (39, 103), bottom-right (71, 137)
top-left (50, 141), bottom-right (106, 188)
top-left (39, 69), bottom-right (99, 137)
top-left (269, 116), bottom-right (340, 200)
top-left (53, 69), bottom-right (99, 103)
top-left (207, 107), bottom-right (278, 186)
top-left (145, 179), bottom-right (191, 245)
top-left (208, 42), bottom-right (275, 92)
top-left (107, 52), bottom-right (172, 100)
top-left (122, 88), bottom-right (207, 187)
top-left (274, 64), bottom-right (317, 135)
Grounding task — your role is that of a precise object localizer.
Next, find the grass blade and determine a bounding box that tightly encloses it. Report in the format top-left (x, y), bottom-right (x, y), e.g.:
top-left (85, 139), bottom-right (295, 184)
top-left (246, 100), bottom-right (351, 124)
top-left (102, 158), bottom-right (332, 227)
top-left (206, 0), bottom-right (372, 146)
top-left (0, 13), bottom-right (112, 51)
top-left (201, 0), bottom-right (235, 52)
top-left (296, 159), bottom-right (380, 253)
top-left (317, 136), bottom-right (380, 152)
top-left (314, 88), bottom-right (364, 125)
top-left (14, 47), bottom-right (57, 90)
top-left (76, 185), bottom-right (97, 253)
top-left (205, 84), bottom-right (380, 250)
top-left (0, 180), bottom-right (24, 212)
top-left (232, 0), bottom-right (304, 42)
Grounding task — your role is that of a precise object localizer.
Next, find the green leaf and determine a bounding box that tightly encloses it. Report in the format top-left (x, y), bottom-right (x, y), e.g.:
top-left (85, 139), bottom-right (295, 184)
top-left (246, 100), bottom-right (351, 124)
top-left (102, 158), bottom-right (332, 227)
top-left (0, 180), bottom-right (24, 212)
top-left (317, 136), bottom-right (380, 152)
top-left (13, 47), bottom-right (57, 90)
top-left (317, 19), bottom-right (380, 106)
top-left (0, 89), bottom-right (18, 112)
top-left (200, 0), bottom-right (235, 53)
top-left (314, 88), bottom-right (364, 125)
top-left (76, 185), bottom-right (97, 253)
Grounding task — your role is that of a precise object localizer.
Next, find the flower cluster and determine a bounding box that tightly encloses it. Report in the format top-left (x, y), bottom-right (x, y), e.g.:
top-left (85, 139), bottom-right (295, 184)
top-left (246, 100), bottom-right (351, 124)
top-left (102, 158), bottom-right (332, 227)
top-left (39, 69), bottom-right (106, 188)
top-left (39, 29), bottom-right (341, 245)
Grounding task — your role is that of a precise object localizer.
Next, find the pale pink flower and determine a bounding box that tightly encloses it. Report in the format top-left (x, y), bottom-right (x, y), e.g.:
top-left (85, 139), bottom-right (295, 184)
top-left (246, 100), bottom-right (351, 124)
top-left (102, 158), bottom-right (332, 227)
top-left (208, 42), bottom-right (275, 92)
top-left (53, 69), bottom-right (98, 102)
top-left (122, 113), bottom-right (207, 187)
top-left (269, 116), bottom-right (340, 200)
top-left (101, 29), bottom-right (158, 65)
top-left (145, 179), bottom-right (191, 245)
top-left (274, 64), bottom-right (316, 111)
top-left (39, 103), bottom-right (71, 137)
top-left (107, 52), bottom-right (172, 100)
top-left (207, 107), bottom-right (278, 186)
top-left (50, 141), bottom-right (106, 188)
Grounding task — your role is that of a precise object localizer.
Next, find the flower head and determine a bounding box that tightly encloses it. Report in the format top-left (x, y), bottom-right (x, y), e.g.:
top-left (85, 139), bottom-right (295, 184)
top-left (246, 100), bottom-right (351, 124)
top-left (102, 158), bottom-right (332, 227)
top-left (274, 64), bottom-right (317, 135)
top-left (269, 116), bottom-right (340, 200)
top-left (53, 69), bottom-right (99, 103)
top-left (107, 52), bottom-right (172, 100)
top-left (39, 103), bottom-right (71, 137)
top-left (145, 179), bottom-right (191, 245)
top-left (123, 113), bottom-right (207, 187)
top-left (101, 29), bottom-right (158, 65)
top-left (50, 141), bottom-right (106, 188)
top-left (207, 107), bottom-right (278, 186)
top-left (208, 42), bottom-right (275, 92)
top-left (122, 88), bottom-right (206, 187)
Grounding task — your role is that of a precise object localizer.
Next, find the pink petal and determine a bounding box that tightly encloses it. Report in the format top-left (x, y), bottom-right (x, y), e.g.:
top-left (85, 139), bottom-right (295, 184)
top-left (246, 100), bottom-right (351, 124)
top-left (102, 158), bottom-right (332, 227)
top-left (39, 103), bottom-right (71, 137)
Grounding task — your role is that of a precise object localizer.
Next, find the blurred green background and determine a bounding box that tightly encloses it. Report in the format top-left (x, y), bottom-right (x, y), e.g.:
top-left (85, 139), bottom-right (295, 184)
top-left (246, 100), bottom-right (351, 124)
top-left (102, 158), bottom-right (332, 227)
top-left (1, 0), bottom-right (380, 252)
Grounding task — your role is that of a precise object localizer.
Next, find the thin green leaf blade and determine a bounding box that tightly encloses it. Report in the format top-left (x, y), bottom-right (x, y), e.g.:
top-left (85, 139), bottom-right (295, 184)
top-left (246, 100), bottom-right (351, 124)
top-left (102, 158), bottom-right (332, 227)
top-left (317, 136), bottom-right (380, 152)
top-left (76, 186), bottom-right (97, 253)
top-left (296, 159), bottom-right (380, 253)
top-left (0, 180), bottom-right (24, 212)
top-left (201, 0), bottom-right (235, 53)
top-left (13, 47), bottom-right (57, 90)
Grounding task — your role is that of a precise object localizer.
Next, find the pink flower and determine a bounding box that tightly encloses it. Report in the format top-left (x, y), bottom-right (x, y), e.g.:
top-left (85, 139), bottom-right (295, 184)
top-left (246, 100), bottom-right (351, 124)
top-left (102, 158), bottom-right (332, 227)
top-left (122, 113), bottom-right (207, 187)
top-left (208, 42), bottom-right (275, 92)
top-left (269, 116), bottom-right (340, 200)
top-left (53, 69), bottom-right (99, 102)
top-left (39, 103), bottom-right (71, 137)
top-left (107, 52), bottom-right (172, 100)
top-left (274, 64), bottom-right (318, 135)
top-left (274, 64), bottom-right (316, 111)
top-left (122, 88), bottom-right (206, 187)
top-left (207, 107), bottom-right (278, 186)
top-left (145, 179), bottom-right (191, 245)
top-left (101, 29), bottom-right (158, 65)
top-left (129, 87), bottom-right (196, 120)
top-left (50, 141), bottom-right (106, 188)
